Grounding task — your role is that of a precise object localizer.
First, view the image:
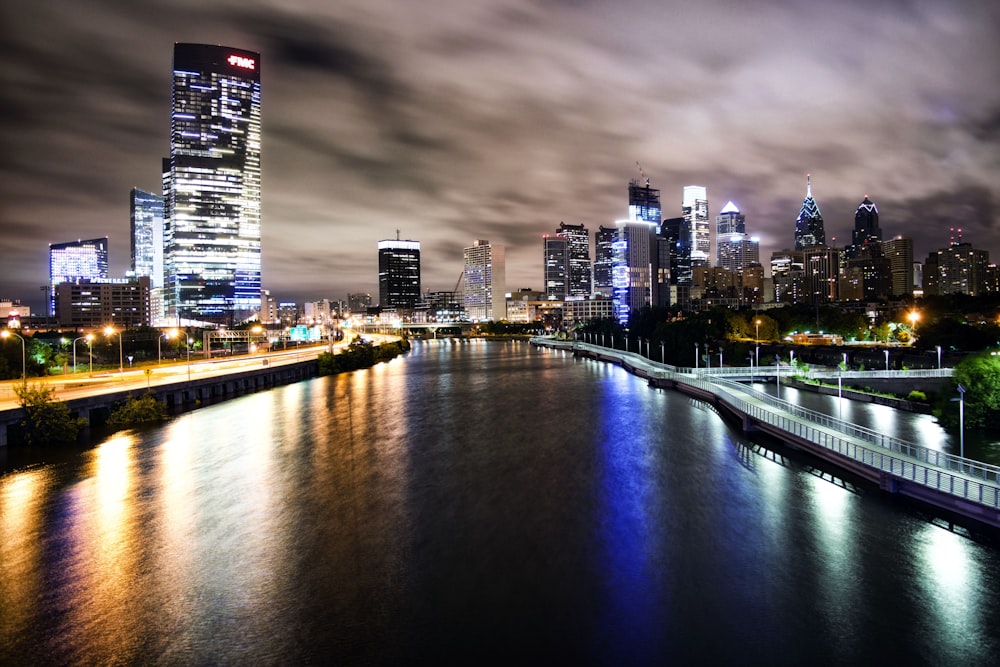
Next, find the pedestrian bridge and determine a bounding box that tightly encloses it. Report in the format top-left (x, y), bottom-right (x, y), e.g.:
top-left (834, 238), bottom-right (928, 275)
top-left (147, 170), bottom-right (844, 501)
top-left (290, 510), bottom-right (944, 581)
top-left (532, 338), bottom-right (999, 532)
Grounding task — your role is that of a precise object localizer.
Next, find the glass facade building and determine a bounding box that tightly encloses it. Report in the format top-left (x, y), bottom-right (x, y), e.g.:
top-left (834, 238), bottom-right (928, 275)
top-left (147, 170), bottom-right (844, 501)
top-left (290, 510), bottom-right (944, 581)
top-left (683, 186), bottom-right (710, 267)
top-left (463, 240), bottom-right (505, 322)
top-left (794, 174), bottom-right (826, 250)
top-left (130, 188), bottom-right (164, 288)
top-left (49, 237), bottom-right (109, 315)
top-left (164, 43), bottom-right (261, 324)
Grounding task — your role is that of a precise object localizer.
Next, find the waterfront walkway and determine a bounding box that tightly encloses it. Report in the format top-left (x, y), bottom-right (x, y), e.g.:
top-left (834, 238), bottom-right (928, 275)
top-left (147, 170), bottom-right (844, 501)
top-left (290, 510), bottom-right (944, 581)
top-left (533, 338), bottom-right (1000, 531)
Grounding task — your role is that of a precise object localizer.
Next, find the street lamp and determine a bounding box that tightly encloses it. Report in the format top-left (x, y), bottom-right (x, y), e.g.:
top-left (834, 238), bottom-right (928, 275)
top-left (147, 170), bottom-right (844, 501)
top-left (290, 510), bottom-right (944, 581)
top-left (953, 384), bottom-right (966, 459)
top-left (86, 334), bottom-right (94, 374)
top-left (71, 334), bottom-right (90, 373)
top-left (159, 329), bottom-right (178, 364)
top-left (884, 349), bottom-right (889, 371)
top-left (718, 351), bottom-right (723, 368)
top-left (775, 354), bottom-right (781, 400)
top-left (695, 342), bottom-right (699, 369)
top-left (908, 310), bottom-right (919, 341)
top-left (755, 318), bottom-right (761, 341)
top-left (104, 326), bottom-right (123, 377)
top-left (936, 345), bottom-right (942, 370)
top-left (1, 330), bottom-right (26, 385)
top-left (186, 336), bottom-right (193, 381)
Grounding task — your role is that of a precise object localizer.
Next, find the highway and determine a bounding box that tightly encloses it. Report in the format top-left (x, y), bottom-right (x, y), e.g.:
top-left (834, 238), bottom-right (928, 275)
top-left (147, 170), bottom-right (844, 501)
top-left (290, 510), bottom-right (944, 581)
top-left (0, 332), bottom-right (397, 411)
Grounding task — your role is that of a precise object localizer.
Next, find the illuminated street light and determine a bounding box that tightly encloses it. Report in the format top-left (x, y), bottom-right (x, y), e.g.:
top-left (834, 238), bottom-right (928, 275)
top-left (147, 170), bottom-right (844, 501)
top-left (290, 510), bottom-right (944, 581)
top-left (159, 329), bottom-right (178, 364)
top-left (755, 318), bottom-right (761, 341)
top-left (86, 333), bottom-right (94, 374)
top-left (71, 334), bottom-right (90, 373)
top-left (1, 329), bottom-right (26, 385)
top-left (104, 326), bottom-right (124, 377)
top-left (908, 310), bottom-right (920, 343)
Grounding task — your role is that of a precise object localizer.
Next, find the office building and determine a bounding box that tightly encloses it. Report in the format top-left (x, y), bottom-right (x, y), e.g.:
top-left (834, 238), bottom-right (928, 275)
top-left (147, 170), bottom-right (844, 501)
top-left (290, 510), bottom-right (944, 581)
top-left (883, 236), bottom-right (914, 297)
top-left (378, 237), bottom-right (421, 309)
top-left (611, 220), bottom-right (656, 325)
top-left (926, 242), bottom-right (991, 296)
top-left (163, 43), bottom-right (262, 324)
top-left (683, 186), bottom-right (710, 267)
top-left (348, 293), bottom-right (372, 314)
top-left (543, 235), bottom-right (569, 300)
top-left (794, 174), bottom-right (826, 250)
top-left (846, 196), bottom-right (882, 259)
top-left (49, 237), bottom-right (109, 315)
top-left (593, 225), bottom-right (616, 297)
top-left (464, 240), bottom-right (506, 321)
top-left (715, 201), bottom-right (759, 273)
top-left (557, 222), bottom-right (592, 298)
top-left (54, 277), bottom-right (151, 329)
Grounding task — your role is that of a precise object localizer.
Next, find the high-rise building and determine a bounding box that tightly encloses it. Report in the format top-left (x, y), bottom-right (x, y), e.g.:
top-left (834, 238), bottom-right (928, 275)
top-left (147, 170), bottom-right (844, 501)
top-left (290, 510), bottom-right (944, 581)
top-left (715, 201), bottom-right (759, 273)
top-left (683, 186), bottom-right (710, 267)
top-left (660, 216), bottom-right (692, 287)
top-left (883, 236), bottom-right (915, 297)
top-left (130, 188), bottom-right (164, 287)
top-left (611, 220), bottom-right (656, 325)
top-left (846, 196), bottom-right (882, 259)
top-left (794, 174), bottom-right (826, 250)
top-left (348, 293), bottom-right (372, 314)
top-left (464, 240), bottom-right (506, 321)
top-left (49, 237), bottom-right (109, 315)
top-left (378, 237), bottom-right (421, 309)
top-left (926, 242), bottom-right (991, 296)
top-left (163, 43), bottom-right (262, 324)
top-left (628, 178), bottom-right (661, 227)
top-left (593, 225), bottom-right (616, 297)
top-left (543, 235), bottom-right (569, 300)
top-left (557, 222), bottom-right (591, 298)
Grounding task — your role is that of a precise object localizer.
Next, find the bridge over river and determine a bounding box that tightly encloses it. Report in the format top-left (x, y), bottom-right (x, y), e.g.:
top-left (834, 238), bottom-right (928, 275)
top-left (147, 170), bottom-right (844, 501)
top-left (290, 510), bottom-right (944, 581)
top-left (532, 338), bottom-right (1000, 532)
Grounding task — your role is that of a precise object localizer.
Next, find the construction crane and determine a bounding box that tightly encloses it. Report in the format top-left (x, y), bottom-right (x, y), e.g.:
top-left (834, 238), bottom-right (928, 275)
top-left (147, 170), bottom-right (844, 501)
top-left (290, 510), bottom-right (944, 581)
top-left (636, 160), bottom-right (649, 187)
top-left (453, 270), bottom-right (465, 294)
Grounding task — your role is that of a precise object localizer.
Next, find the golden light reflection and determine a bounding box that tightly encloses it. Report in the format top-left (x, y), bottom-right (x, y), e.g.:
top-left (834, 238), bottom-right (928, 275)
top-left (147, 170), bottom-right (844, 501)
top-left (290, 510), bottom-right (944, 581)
top-left (0, 469), bottom-right (51, 642)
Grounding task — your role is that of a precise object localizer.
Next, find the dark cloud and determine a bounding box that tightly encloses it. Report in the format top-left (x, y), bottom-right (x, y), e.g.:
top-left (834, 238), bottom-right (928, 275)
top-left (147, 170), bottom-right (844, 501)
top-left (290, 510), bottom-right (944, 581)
top-left (1, 0), bottom-right (999, 311)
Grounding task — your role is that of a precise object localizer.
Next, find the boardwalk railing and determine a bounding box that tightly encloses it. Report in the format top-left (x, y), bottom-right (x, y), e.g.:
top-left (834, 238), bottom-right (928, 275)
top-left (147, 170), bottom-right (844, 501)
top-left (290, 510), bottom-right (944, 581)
top-left (538, 338), bottom-right (1000, 513)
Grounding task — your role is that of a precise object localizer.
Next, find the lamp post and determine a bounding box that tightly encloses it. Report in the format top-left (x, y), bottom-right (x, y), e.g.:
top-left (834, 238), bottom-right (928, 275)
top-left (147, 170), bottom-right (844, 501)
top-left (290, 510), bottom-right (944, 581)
top-left (884, 349), bottom-right (889, 371)
top-left (718, 351), bottom-right (723, 368)
top-left (936, 345), bottom-right (942, 370)
top-left (186, 336), bottom-right (192, 381)
top-left (755, 318), bottom-right (761, 341)
top-left (695, 342), bottom-right (699, 369)
top-left (755, 344), bottom-right (760, 371)
top-left (1, 330), bottom-right (26, 385)
top-left (158, 329), bottom-right (178, 365)
top-left (660, 342), bottom-right (665, 364)
top-left (775, 354), bottom-right (781, 400)
top-left (104, 326), bottom-right (123, 377)
top-left (71, 335), bottom-right (90, 373)
top-left (955, 384), bottom-right (966, 459)
top-left (908, 310), bottom-right (919, 343)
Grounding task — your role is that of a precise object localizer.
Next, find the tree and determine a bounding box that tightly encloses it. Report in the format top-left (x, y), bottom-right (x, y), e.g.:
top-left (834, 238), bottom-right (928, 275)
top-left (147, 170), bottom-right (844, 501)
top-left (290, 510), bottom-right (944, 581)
top-left (935, 352), bottom-right (1000, 431)
top-left (13, 383), bottom-right (85, 446)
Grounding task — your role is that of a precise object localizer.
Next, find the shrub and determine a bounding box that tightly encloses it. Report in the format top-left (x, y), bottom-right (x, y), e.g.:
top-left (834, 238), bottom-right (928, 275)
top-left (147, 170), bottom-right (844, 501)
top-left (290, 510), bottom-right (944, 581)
top-left (14, 383), bottom-right (85, 446)
top-left (906, 390), bottom-right (927, 402)
top-left (107, 393), bottom-right (167, 431)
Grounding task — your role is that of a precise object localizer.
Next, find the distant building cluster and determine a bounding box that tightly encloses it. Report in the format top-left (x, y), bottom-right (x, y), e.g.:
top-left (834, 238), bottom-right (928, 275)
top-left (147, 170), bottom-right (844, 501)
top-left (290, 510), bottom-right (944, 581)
top-left (7, 43), bottom-right (998, 334)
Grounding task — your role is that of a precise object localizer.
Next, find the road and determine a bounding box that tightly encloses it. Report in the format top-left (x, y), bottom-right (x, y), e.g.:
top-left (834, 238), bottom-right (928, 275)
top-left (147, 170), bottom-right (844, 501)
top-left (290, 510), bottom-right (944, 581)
top-left (0, 332), bottom-right (397, 411)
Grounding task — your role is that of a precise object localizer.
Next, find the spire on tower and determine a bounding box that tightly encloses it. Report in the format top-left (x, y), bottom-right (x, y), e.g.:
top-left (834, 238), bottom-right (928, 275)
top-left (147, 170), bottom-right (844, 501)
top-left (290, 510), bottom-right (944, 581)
top-left (806, 173), bottom-right (812, 198)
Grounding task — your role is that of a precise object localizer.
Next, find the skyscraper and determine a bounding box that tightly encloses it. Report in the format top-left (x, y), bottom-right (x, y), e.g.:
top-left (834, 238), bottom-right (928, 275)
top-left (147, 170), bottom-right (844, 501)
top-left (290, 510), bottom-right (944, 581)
top-left (593, 225), bottom-right (616, 297)
top-left (683, 186), bottom-right (710, 267)
top-left (130, 188), bottom-right (164, 288)
top-left (557, 222), bottom-right (592, 298)
top-left (883, 236), bottom-right (915, 297)
top-left (715, 201), bottom-right (759, 273)
top-left (847, 195), bottom-right (882, 258)
top-left (543, 235), bottom-right (569, 300)
top-left (794, 174), bottom-right (825, 250)
top-left (49, 237), bottom-right (109, 315)
top-left (164, 43), bottom-right (262, 324)
top-left (378, 237), bottom-right (421, 309)
top-left (612, 178), bottom-right (661, 324)
top-left (464, 240), bottom-right (506, 321)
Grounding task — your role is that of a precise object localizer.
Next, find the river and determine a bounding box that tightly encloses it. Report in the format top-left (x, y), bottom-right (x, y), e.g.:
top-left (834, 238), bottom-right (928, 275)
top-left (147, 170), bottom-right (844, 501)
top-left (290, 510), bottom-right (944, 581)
top-left (2, 339), bottom-right (998, 665)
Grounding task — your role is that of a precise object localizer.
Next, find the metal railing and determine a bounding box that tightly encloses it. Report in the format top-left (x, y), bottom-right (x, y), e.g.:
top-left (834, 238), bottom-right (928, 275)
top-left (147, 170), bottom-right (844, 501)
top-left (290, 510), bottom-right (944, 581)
top-left (534, 338), bottom-right (1000, 510)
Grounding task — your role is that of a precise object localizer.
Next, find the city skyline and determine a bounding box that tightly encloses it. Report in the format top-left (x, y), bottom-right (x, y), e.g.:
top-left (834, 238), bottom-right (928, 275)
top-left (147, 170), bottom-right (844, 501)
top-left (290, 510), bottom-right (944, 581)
top-left (2, 1), bottom-right (999, 311)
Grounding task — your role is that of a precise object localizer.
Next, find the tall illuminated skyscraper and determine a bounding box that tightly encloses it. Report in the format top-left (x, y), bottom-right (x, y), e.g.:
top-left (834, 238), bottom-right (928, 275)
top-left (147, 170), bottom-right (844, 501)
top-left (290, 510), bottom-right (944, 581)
top-left (557, 222), bottom-right (591, 298)
top-left (378, 236), bottom-right (421, 309)
top-left (715, 201), bottom-right (759, 272)
top-left (683, 186), bottom-right (710, 267)
top-left (593, 225), bottom-right (616, 297)
top-left (794, 174), bottom-right (826, 250)
top-left (464, 240), bottom-right (506, 321)
top-left (164, 43), bottom-right (261, 324)
top-left (543, 235), bottom-right (569, 300)
top-left (612, 178), bottom-right (660, 325)
top-left (48, 237), bottom-right (109, 315)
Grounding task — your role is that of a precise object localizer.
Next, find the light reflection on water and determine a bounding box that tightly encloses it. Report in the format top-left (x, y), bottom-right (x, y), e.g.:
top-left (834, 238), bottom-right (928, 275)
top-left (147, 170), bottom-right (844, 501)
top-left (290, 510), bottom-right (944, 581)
top-left (1, 340), bottom-right (998, 664)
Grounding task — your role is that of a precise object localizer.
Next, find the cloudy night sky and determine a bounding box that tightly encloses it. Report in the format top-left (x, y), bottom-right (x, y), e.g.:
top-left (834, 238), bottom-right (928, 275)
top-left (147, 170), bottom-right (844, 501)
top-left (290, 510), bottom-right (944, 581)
top-left (2, 0), bottom-right (999, 312)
